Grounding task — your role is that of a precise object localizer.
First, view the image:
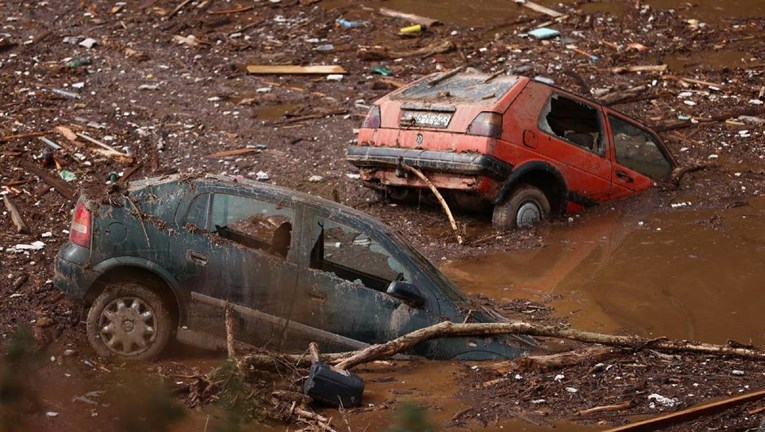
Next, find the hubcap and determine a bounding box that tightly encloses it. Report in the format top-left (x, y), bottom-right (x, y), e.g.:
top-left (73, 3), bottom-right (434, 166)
top-left (98, 297), bottom-right (157, 356)
top-left (516, 201), bottom-right (541, 227)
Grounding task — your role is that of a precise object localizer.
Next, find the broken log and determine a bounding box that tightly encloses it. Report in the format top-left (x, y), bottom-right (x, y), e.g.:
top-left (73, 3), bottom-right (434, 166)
top-left (333, 321), bottom-right (765, 370)
top-left (378, 7), bottom-right (439, 27)
top-left (603, 388), bottom-right (765, 431)
top-left (3, 194), bottom-right (30, 234)
top-left (485, 346), bottom-right (620, 380)
top-left (400, 162), bottom-right (463, 245)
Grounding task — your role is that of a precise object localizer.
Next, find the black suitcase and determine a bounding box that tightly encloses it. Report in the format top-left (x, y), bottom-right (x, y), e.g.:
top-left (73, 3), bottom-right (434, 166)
top-left (303, 362), bottom-right (365, 407)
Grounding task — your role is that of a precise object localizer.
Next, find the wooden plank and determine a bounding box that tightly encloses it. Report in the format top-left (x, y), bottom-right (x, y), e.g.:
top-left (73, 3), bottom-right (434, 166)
top-left (604, 388), bottom-right (765, 432)
top-left (378, 7), bottom-right (439, 27)
top-left (517, 0), bottom-right (564, 18)
top-left (246, 65), bottom-right (347, 75)
top-left (19, 160), bottom-right (75, 201)
top-left (0, 131), bottom-right (48, 143)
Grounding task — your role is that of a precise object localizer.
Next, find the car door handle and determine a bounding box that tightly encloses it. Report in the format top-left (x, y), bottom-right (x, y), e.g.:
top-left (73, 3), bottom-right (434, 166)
top-left (187, 250), bottom-right (208, 265)
top-left (615, 170), bottom-right (634, 183)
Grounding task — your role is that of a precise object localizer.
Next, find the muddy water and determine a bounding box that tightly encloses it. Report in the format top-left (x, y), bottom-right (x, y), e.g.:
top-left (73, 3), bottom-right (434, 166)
top-left (444, 195), bottom-right (765, 346)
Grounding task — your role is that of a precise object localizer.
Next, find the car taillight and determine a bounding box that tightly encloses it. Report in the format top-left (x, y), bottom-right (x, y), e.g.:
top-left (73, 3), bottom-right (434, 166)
top-left (362, 105), bottom-right (381, 129)
top-left (70, 201), bottom-right (91, 248)
top-left (467, 112), bottom-right (502, 138)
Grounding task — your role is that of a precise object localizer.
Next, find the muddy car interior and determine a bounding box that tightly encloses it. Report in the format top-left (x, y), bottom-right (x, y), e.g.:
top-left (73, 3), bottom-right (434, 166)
top-left (539, 94), bottom-right (604, 155)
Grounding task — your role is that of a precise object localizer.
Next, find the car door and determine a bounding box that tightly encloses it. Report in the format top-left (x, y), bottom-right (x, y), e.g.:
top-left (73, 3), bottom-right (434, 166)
top-left (604, 111), bottom-right (674, 199)
top-left (292, 205), bottom-right (442, 347)
top-left (176, 188), bottom-right (300, 347)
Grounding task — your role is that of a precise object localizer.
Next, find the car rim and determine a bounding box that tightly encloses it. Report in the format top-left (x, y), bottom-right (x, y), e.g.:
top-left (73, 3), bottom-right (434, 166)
top-left (516, 201), bottom-right (541, 227)
top-left (98, 297), bottom-right (157, 356)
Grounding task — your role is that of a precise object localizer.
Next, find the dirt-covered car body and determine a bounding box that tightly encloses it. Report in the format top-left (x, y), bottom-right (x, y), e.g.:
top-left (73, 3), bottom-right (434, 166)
top-left (348, 72), bottom-right (676, 228)
top-left (54, 175), bottom-right (529, 360)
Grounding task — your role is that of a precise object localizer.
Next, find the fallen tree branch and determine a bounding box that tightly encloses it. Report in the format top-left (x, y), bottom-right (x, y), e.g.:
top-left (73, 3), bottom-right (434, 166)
top-left (19, 160), bottom-right (75, 201)
top-left (3, 195), bottom-right (30, 234)
top-left (334, 321), bottom-right (765, 370)
top-left (400, 162), bottom-right (463, 245)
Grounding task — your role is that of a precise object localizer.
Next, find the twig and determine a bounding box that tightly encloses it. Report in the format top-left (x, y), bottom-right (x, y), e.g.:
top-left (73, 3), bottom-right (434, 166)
top-left (3, 195), bottom-right (30, 233)
top-left (167, 0), bottom-right (193, 19)
top-left (208, 5), bottom-right (254, 15)
top-left (577, 401), bottom-right (633, 416)
top-left (225, 303), bottom-right (236, 361)
top-left (428, 65), bottom-right (466, 87)
top-left (400, 162), bottom-right (463, 245)
top-left (0, 131), bottom-right (48, 142)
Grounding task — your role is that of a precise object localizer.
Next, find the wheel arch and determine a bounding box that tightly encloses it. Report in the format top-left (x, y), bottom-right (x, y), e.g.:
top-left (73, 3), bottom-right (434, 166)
top-left (494, 161), bottom-right (568, 215)
top-left (86, 258), bottom-right (188, 326)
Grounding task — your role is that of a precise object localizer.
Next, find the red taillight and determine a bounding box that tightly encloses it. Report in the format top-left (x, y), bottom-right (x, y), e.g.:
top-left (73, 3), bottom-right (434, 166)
top-left (467, 112), bottom-right (502, 138)
top-left (362, 106), bottom-right (381, 129)
top-left (70, 201), bottom-right (91, 248)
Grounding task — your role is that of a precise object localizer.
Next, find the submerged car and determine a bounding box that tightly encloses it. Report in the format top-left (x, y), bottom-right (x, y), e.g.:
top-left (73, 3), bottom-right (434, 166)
top-left (54, 175), bottom-right (532, 361)
top-left (347, 72), bottom-right (676, 229)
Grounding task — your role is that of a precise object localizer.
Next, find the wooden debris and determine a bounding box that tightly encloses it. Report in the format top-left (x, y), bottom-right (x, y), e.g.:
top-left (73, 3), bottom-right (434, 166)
top-left (516, 1), bottom-right (564, 18)
top-left (75, 132), bottom-right (134, 163)
top-left (19, 161), bottom-right (74, 201)
top-left (603, 388), bottom-right (765, 431)
top-left (577, 401), bottom-right (633, 416)
top-left (208, 5), bottom-right (255, 15)
top-left (205, 148), bottom-right (261, 159)
top-left (662, 74), bottom-right (724, 88)
top-left (246, 65), bottom-right (347, 75)
top-left (400, 162), bottom-right (463, 245)
top-left (378, 7), bottom-right (439, 27)
top-left (611, 64), bottom-right (668, 74)
top-left (358, 40), bottom-right (454, 60)
top-left (116, 162), bottom-right (144, 184)
top-left (167, 0), bottom-right (193, 19)
top-left (3, 195), bottom-right (30, 234)
top-left (428, 65), bottom-right (467, 87)
top-left (0, 131), bottom-right (48, 143)
top-left (655, 105), bottom-right (765, 132)
top-left (273, 109), bottom-right (348, 126)
top-left (225, 304), bottom-right (236, 361)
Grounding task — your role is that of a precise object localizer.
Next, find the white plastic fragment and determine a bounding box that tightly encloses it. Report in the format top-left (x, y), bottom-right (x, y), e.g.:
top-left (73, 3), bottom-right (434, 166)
top-left (565, 387), bottom-right (578, 393)
top-left (554, 374), bottom-right (564, 382)
top-left (732, 370), bottom-right (745, 376)
top-left (255, 171), bottom-right (270, 181)
top-left (13, 241), bottom-right (45, 251)
top-left (648, 393), bottom-right (679, 408)
top-left (79, 38), bottom-right (97, 48)
top-left (46, 412), bottom-right (59, 417)
top-left (308, 175), bottom-right (323, 182)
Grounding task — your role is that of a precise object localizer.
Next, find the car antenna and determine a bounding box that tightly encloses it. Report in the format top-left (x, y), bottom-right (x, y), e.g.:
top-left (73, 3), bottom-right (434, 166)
top-left (427, 65), bottom-right (467, 87)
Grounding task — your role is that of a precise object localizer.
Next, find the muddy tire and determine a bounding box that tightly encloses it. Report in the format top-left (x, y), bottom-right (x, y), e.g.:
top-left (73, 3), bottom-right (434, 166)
top-left (492, 185), bottom-right (551, 230)
top-left (86, 282), bottom-right (173, 361)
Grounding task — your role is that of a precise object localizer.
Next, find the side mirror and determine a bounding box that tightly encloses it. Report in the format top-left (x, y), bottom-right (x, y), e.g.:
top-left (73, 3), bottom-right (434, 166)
top-left (386, 281), bottom-right (425, 308)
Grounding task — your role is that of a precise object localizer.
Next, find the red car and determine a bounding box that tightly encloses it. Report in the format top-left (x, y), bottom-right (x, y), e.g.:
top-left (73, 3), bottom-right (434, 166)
top-left (347, 72), bottom-right (676, 229)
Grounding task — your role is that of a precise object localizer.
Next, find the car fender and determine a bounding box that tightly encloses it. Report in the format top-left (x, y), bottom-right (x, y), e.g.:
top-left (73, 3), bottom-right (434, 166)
top-left (91, 256), bottom-right (189, 324)
top-left (494, 161), bottom-right (568, 213)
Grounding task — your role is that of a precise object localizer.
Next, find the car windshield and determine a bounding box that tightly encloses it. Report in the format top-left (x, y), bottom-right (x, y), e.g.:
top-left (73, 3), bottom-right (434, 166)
top-left (392, 74), bottom-right (520, 104)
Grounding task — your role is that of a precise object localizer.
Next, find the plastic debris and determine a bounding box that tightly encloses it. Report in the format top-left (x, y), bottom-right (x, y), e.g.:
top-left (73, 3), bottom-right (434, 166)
top-left (59, 170), bottom-right (77, 181)
top-left (648, 393), bottom-right (679, 408)
top-left (528, 27), bottom-right (560, 40)
top-left (335, 18), bottom-right (366, 29)
top-left (371, 66), bottom-right (392, 76)
top-left (79, 38), bottom-right (97, 48)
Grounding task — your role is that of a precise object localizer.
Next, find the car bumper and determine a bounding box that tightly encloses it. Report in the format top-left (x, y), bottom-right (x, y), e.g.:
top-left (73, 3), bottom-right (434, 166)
top-left (53, 242), bottom-right (94, 300)
top-left (346, 145), bottom-right (511, 179)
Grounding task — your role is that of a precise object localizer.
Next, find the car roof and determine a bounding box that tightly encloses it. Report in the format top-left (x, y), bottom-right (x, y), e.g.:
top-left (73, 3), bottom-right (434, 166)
top-left (128, 173), bottom-right (391, 229)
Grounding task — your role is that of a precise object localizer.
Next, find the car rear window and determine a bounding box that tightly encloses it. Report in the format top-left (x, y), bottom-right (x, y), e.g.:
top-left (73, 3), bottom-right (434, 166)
top-left (392, 74), bottom-right (520, 104)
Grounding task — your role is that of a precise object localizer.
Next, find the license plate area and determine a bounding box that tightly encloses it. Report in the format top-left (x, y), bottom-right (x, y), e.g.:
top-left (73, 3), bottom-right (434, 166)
top-left (399, 110), bottom-right (453, 128)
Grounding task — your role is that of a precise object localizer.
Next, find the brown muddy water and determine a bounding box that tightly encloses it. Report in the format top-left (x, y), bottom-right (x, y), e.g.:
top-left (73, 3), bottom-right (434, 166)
top-left (445, 194), bottom-right (765, 347)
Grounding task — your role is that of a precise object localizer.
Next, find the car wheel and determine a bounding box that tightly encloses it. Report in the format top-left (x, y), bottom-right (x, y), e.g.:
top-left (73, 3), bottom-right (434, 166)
top-left (492, 185), bottom-right (551, 230)
top-left (86, 282), bottom-right (173, 361)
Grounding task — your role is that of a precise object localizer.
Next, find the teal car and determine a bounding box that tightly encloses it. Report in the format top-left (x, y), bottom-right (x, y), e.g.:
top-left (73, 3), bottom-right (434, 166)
top-left (54, 175), bottom-right (532, 361)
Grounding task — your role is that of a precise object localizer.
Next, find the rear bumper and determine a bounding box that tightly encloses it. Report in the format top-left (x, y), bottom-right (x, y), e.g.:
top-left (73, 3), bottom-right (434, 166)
top-left (53, 242), bottom-right (94, 300)
top-left (346, 146), bottom-right (511, 180)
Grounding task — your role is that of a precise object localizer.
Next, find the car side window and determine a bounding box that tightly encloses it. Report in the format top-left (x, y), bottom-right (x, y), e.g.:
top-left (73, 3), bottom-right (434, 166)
top-left (609, 115), bottom-right (672, 180)
top-left (208, 193), bottom-right (294, 259)
top-left (539, 94), bottom-right (605, 156)
top-left (185, 194), bottom-right (210, 229)
top-left (310, 219), bottom-right (411, 292)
